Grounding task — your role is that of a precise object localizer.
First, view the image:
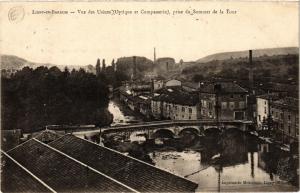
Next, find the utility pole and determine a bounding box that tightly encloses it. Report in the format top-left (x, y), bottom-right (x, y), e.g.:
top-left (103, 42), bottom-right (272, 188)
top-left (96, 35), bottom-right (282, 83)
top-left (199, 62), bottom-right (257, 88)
top-left (214, 84), bottom-right (221, 129)
top-left (267, 91), bottom-right (273, 137)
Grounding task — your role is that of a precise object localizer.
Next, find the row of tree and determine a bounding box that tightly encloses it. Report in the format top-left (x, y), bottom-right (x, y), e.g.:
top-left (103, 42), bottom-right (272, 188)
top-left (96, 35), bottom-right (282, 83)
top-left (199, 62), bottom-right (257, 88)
top-left (1, 66), bottom-right (113, 133)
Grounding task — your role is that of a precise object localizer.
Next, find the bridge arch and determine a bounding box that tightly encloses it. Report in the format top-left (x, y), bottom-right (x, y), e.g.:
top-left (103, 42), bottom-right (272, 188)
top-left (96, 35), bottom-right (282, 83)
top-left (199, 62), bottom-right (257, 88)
top-left (179, 127), bottom-right (200, 136)
top-left (204, 127), bottom-right (221, 136)
top-left (151, 129), bottom-right (175, 139)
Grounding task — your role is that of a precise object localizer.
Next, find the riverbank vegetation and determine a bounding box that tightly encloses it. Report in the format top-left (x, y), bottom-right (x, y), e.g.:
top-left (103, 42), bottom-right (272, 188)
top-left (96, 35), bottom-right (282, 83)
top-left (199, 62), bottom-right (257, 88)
top-left (1, 66), bottom-right (112, 133)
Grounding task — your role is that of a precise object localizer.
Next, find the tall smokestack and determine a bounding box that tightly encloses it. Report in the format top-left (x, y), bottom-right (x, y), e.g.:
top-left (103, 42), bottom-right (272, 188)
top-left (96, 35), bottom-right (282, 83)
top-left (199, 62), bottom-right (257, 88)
top-left (133, 56), bottom-right (137, 80)
top-left (166, 62), bottom-right (169, 72)
top-left (249, 50), bottom-right (253, 91)
top-left (153, 47), bottom-right (156, 72)
top-left (154, 47), bottom-right (156, 62)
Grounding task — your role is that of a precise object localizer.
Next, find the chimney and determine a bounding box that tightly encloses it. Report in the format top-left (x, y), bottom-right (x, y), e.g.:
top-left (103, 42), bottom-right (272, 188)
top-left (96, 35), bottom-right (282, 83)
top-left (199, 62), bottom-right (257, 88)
top-left (249, 50), bottom-right (253, 91)
top-left (153, 47), bottom-right (156, 72)
top-left (133, 56), bottom-right (137, 80)
top-left (166, 62), bottom-right (169, 71)
top-left (154, 47), bottom-right (156, 63)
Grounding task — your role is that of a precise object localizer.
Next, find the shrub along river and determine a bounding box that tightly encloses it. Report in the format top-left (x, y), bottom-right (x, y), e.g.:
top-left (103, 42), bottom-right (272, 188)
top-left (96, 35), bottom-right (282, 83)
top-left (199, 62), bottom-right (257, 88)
top-left (107, 101), bottom-right (299, 192)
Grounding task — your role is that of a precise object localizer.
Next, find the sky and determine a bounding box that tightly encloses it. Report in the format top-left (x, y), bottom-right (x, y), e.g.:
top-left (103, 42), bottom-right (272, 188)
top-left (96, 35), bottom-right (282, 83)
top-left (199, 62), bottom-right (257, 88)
top-left (0, 1), bottom-right (298, 66)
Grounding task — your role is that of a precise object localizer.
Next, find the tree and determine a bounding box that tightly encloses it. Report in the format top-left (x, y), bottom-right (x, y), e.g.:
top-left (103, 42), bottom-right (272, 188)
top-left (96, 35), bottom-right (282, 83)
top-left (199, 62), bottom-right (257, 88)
top-left (1, 66), bottom-right (112, 132)
top-left (111, 59), bottom-right (115, 72)
top-left (96, 58), bottom-right (101, 76)
top-left (192, 74), bottom-right (204, 82)
top-left (102, 59), bottom-right (106, 73)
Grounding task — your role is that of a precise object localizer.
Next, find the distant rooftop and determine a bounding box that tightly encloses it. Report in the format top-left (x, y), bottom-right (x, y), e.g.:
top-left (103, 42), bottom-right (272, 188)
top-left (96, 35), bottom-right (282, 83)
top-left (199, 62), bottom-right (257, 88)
top-left (153, 87), bottom-right (199, 106)
top-left (256, 93), bottom-right (281, 101)
top-left (272, 97), bottom-right (299, 111)
top-left (1, 129), bottom-right (22, 151)
top-left (200, 82), bottom-right (248, 94)
top-left (33, 129), bottom-right (64, 143)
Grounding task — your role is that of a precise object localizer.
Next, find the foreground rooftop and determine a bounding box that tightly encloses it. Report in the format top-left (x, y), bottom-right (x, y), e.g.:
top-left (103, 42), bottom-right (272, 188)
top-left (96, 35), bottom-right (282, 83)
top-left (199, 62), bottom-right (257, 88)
top-left (2, 134), bottom-right (198, 192)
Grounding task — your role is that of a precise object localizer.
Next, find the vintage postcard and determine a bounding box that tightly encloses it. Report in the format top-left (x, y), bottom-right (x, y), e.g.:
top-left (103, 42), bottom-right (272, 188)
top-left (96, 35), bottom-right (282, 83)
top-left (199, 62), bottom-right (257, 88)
top-left (0, 1), bottom-right (299, 192)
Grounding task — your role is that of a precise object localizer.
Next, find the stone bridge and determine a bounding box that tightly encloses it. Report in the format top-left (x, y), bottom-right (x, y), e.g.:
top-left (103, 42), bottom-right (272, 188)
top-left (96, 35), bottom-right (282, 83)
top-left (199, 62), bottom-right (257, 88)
top-left (101, 120), bottom-right (253, 140)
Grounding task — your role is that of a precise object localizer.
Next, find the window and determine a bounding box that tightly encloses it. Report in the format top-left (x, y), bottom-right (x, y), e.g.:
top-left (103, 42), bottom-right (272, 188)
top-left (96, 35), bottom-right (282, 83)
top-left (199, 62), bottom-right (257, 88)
top-left (239, 101), bottom-right (245, 109)
top-left (221, 102), bottom-right (227, 109)
top-left (175, 106), bottom-right (177, 110)
top-left (189, 116), bottom-right (191, 120)
top-left (264, 107), bottom-right (267, 114)
top-left (231, 95), bottom-right (234, 98)
top-left (234, 111), bottom-right (244, 120)
top-left (288, 115), bottom-right (291, 120)
top-left (203, 100), bottom-right (207, 108)
top-left (189, 108), bottom-right (192, 113)
top-left (208, 102), bottom-right (212, 110)
top-left (229, 102), bottom-right (235, 109)
top-left (288, 125), bottom-right (291, 134)
top-left (182, 107), bottom-right (185, 112)
top-left (258, 115), bottom-right (261, 121)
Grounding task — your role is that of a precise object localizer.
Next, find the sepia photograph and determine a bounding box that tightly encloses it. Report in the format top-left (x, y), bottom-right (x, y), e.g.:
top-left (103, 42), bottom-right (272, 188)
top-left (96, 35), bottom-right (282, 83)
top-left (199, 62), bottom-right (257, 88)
top-left (0, 1), bottom-right (299, 192)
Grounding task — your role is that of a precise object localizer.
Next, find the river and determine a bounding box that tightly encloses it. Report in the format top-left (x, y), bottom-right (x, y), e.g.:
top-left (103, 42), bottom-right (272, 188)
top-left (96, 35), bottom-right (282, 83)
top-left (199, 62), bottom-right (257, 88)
top-left (108, 101), bottom-right (299, 192)
top-left (108, 100), bottom-right (142, 126)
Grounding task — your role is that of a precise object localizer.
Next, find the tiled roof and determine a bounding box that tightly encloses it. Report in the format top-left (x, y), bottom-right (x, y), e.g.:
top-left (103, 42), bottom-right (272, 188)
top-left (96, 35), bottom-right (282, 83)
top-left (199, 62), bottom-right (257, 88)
top-left (200, 82), bottom-right (248, 94)
top-left (7, 138), bottom-right (136, 192)
top-left (1, 152), bottom-right (53, 193)
top-left (49, 134), bottom-right (198, 192)
top-left (152, 87), bottom-right (199, 106)
top-left (182, 82), bottom-right (199, 90)
top-left (272, 97), bottom-right (299, 111)
top-left (256, 93), bottom-right (281, 101)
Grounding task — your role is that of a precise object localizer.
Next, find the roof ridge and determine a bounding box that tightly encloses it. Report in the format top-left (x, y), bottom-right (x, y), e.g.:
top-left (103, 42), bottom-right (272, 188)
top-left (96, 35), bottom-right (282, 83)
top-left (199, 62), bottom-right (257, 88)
top-left (1, 150), bottom-right (57, 193)
top-left (76, 135), bottom-right (198, 185)
top-left (32, 138), bottom-right (140, 193)
top-left (47, 133), bottom-right (72, 143)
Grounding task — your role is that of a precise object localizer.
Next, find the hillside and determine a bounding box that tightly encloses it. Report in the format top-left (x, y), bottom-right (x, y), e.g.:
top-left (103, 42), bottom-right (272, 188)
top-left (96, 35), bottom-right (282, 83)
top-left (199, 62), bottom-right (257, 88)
top-left (196, 47), bottom-right (298, 63)
top-left (0, 55), bottom-right (50, 70)
top-left (182, 51), bottom-right (299, 83)
top-left (1, 55), bottom-right (96, 73)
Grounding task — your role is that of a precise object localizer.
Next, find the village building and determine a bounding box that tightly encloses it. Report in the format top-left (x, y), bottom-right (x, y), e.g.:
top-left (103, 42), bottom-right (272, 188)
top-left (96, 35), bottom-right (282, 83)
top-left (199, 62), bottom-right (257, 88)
top-left (151, 78), bottom-right (164, 91)
top-left (199, 82), bottom-right (248, 121)
top-left (1, 129), bottom-right (23, 151)
top-left (133, 94), bottom-right (152, 119)
top-left (256, 93), bottom-right (281, 130)
top-left (270, 97), bottom-right (299, 144)
top-left (151, 87), bottom-right (199, 120)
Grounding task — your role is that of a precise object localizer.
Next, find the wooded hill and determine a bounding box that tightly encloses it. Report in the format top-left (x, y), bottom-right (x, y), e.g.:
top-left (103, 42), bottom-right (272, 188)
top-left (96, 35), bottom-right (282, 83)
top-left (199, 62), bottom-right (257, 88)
top-left (181, 47), bottom-right (299, 83)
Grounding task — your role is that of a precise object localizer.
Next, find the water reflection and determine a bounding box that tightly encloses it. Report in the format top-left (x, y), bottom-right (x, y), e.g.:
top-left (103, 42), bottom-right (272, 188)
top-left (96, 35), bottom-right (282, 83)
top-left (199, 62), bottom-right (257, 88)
top-left (149, 130), bottom-right (298, 192)
top-left (107, 101), bottom-right (298, 192)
